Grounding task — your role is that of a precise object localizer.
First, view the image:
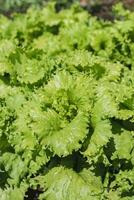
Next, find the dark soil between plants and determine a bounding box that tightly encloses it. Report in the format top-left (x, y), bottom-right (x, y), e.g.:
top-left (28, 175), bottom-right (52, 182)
top-left (80, 0), bottom-right (134, 20)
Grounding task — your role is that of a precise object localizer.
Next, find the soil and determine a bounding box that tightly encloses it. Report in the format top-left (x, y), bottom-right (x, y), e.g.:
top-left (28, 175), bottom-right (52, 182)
top-left (80, 0), bottom-right (134, 20)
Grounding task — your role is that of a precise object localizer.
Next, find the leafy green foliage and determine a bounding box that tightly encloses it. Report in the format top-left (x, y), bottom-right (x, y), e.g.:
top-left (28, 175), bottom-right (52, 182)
top-left (0, 2), bottom-right (134, 199)
top-left (0, 0), bottom-right (43, 13)
top-left (0, 0), bottom-right (78, 15)
top-left (30, 166), bottom-right (103, 200)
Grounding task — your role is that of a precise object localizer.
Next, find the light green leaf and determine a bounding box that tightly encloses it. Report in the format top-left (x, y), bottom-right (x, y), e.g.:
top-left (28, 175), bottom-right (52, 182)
top-left (31, 166), bottom-right (103, 200)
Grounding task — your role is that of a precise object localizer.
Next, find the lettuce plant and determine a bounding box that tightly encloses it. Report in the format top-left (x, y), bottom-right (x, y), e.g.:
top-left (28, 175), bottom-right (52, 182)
top-left (0, 3), bottom-right (134, 200)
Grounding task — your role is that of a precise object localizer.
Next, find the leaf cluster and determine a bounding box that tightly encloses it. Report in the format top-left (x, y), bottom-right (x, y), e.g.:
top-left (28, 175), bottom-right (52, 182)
top-left (0, 2), bottom-right (134, 199)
